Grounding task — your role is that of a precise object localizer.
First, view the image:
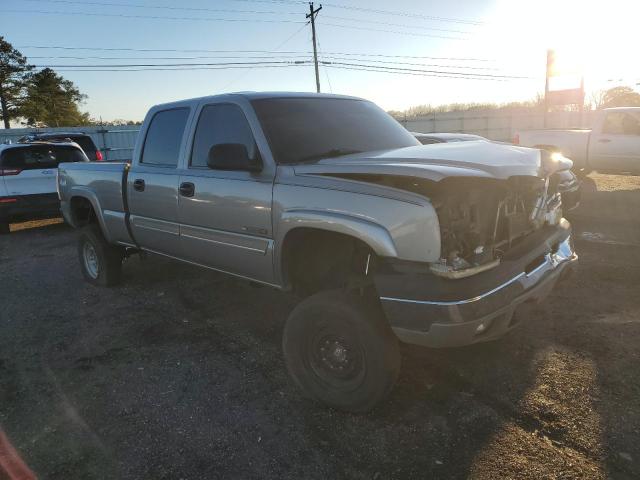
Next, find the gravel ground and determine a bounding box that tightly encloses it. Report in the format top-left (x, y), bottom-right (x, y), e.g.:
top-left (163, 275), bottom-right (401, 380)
top-left (0, 173), bottom-right (639, 479)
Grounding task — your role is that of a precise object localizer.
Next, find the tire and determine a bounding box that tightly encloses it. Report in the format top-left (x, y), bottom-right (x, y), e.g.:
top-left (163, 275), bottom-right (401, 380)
top-left (77, 224), bottom-right (123, 286)
top-left (0, 221), bottom-right (9, 235)
top-left (283, 290), bottom-right (401, 412)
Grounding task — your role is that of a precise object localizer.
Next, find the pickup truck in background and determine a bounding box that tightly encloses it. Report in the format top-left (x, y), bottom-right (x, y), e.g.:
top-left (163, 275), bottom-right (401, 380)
top-left (58, 92), bottom-right (578, 412)
top-left (514, 107), bottom-right (640, 175)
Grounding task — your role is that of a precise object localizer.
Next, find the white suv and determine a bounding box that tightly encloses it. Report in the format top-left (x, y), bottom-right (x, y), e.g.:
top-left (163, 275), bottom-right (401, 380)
top-left (0, 142), bottom-right (88, 233)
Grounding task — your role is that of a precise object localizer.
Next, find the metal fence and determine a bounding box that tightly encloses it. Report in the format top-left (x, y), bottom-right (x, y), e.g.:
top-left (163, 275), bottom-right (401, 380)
top-left (0, 125), bottom-right (140, 161)
top-left (0, 110), bottom-right (597, 157)
top-left (400, 110), bottom-right (596, 142)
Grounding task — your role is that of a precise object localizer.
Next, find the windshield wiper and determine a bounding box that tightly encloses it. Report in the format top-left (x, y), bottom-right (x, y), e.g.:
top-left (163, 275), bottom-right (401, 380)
top-left (296, 148), bottom-right (363, 164)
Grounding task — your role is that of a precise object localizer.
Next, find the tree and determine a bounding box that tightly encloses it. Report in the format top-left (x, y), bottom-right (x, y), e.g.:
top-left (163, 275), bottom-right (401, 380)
top-left (0, 37), bottom-right (33, 129)
top-left (596, 86), bottom-right (640, 109)
top-left (20, 68), bottom-right (92, 127)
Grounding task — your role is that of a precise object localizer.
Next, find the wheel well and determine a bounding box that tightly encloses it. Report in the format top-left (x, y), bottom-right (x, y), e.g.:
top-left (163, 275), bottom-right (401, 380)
top-left (281, 228), bottom-right (377, 297)
top-left (70, 196), bottom-right (97, 227)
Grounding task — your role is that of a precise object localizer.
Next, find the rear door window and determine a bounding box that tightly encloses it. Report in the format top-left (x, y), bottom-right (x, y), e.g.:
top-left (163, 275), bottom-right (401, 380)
top-left (1, 145), bottom-right (86, 170)
top-left (141, 108), bottom-right (190, 166)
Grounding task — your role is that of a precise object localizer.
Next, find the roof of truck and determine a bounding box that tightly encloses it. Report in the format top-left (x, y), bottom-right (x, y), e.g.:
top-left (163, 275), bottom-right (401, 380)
top-left (149, 92), bottom-right (364, 111)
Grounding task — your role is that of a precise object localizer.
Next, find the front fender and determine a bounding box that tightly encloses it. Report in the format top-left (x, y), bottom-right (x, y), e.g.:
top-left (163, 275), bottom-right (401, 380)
top-left (280, 209), bottom-right (399, 257)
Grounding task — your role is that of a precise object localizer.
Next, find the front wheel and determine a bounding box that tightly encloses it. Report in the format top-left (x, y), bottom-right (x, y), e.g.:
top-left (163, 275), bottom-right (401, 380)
top-left (283, 290), bottom-right (401, 412)
top-left (77, 224), bottom-right (123, 286)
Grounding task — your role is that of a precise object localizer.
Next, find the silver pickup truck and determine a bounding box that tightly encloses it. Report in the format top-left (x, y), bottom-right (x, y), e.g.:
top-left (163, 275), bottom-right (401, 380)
top-left (58, 92), bottom-right (578, 412)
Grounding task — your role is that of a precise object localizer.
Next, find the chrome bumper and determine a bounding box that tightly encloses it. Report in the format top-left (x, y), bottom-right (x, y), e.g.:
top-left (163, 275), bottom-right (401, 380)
top-left (380, 235), bottom-right (577, 348)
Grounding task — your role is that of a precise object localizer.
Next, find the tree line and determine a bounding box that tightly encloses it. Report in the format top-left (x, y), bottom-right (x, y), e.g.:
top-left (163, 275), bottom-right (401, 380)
top-left (0, 37), bottom-right (96, 129)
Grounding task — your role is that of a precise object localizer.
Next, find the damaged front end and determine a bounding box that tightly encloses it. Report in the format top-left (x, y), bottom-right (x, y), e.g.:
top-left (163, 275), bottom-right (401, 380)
top-left (429, 153), bottom-right (571, 279)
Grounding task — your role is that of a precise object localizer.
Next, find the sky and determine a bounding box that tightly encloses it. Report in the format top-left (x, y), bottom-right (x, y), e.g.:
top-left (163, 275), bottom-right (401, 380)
top-left (1, 0), bottom-right (639, 122)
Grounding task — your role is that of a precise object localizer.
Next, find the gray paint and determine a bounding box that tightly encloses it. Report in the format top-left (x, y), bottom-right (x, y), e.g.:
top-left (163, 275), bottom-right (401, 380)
top-left (58, 92), bottom-right (553, 290)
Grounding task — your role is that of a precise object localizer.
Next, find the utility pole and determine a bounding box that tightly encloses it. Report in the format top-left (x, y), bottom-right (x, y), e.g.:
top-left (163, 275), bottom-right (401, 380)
top-left (306, 2), bottom-right (322, 93)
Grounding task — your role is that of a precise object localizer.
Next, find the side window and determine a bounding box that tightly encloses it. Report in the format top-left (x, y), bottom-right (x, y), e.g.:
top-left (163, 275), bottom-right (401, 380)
top-left (141, 108), bottom-right (190, 166)
top-left (602, 113), bottom-right (625, 134)
top-left (190, 104), bottom-right (257, 168)
top-left (602, 112), bottom-right (640, 135)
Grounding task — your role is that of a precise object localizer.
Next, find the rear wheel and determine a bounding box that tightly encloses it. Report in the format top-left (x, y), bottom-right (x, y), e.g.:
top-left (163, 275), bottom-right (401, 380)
top-left (77, 224), bottom-right (123, 286)
top-left (283, 290), bottom-right (401, 412)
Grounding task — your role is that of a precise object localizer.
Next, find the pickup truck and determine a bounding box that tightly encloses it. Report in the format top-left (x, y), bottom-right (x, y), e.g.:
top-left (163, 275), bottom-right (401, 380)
top-left (514, 107), bottom-right (640, 175)
top-left (58, 92), bottom-right (578, 412)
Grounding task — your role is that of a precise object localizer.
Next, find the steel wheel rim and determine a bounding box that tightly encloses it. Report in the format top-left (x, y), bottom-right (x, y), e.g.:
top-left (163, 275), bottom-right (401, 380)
top-left (305, 318), bottom-right (366, 391)
top-left (83, 241), bottom-right (99, 279)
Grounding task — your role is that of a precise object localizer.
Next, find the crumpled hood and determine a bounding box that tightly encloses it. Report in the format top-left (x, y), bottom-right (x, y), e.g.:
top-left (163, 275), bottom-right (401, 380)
top-left (293, 141), bottom-right (571, 181)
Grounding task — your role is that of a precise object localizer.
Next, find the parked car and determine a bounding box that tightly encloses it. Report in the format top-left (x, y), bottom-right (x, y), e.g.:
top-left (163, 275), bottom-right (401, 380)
top-left (514, 107), bottom-right (640, 175)
top-left (413, 132), bottom-right (488, 144)
top-left (18, 132), bottom-right (103, 161)
top-left (57, 93), bottom-right (578, 412)
top-left (0, 142), bottom-right (88, 233)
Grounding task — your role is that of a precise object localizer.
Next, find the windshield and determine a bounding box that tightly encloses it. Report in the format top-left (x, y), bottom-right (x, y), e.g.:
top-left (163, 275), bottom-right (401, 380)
top-left (251, 97), bottom-right (420, 164)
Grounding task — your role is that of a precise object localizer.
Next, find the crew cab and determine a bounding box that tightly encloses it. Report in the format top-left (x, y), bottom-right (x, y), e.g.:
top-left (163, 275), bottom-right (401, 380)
top-left (58, 93), bottom-right (578, 412)
top-left (514, 107), bottom-right (640, 175)
top-left (0, 141), bottom-right (88, 233)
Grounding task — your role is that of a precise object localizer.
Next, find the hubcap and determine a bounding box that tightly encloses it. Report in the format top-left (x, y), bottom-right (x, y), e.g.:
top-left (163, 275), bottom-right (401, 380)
top-left (83, 241), bottom-right (99, 279)
top-left (309, 331), bottom-right (363, 385)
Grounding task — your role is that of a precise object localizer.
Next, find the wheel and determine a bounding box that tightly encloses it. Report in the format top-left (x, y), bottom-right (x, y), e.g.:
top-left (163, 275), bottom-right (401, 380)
top-left (77, 224), bottom-right (123, 286)
top-left (283, 290), bottom-right (401, 412)
top-left (0, 220), bottom-right (9, 234)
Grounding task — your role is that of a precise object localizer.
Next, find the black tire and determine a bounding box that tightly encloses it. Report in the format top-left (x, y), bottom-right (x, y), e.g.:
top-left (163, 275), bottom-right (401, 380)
top-left (77, 224), bottom-right (123, 286)
top-left (283, 290), bottom-right (401, 412)
top-left (0, 221), bottom-right (9, 235)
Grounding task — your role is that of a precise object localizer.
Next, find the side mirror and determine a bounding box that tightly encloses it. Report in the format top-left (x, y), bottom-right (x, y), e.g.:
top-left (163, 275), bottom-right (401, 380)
top-left (207, 143), bottom-right (261, 172)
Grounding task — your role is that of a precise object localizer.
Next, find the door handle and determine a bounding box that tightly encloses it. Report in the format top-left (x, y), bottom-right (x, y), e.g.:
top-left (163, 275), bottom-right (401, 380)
top-left (598, 138), bottom-right (611, 143)
top-left (179, 182), bottom-right (195, 197)
top-left (133, 178), bottom-right (145, 192)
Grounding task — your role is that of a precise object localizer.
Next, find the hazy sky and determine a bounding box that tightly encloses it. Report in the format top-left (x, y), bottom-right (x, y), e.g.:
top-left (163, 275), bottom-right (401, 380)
top-left (2, 0), bottom-right (638, 121)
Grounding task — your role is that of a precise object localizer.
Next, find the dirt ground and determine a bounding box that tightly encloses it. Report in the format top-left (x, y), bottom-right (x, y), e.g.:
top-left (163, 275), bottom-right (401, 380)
top-left (0, 173), bottom-right (639, 479)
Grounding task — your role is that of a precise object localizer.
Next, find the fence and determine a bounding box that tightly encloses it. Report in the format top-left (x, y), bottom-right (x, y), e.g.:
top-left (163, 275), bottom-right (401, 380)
top-left (0, 125), bottom-right (140, 161)
top-left (400, 110), bottom-right (596, 142)
top-left (0, 110), bottom-right (597, 157)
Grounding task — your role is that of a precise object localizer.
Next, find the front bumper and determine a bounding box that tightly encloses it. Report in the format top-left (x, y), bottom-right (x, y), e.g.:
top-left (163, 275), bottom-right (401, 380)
top-left (375, 220), bottom-right (577, 348)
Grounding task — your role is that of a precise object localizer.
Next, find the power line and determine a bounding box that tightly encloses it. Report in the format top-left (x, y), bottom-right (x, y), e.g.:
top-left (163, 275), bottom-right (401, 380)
top-left (26, 54), bottom-right (504, 71)
top-left (54, 64), bottom-right (310, 72)
top-left (320, 22), bottom-right (466, 40)
top-left (4, 9), bottom-right (306, 24)
top-left (319, 61), bottom-right (536, 79)
top-left (33, 61), bottom-right (312, 68)
top-left (321, 2), bottom-right (485, 26)
top-left (322, 15), bottom-right (471, 34)
top-left (21, 0), bottom-right (302, 15)
top-left (18, 45), bottom-right (494, 62)
top-left (324, 64), bottom-right (505, 81)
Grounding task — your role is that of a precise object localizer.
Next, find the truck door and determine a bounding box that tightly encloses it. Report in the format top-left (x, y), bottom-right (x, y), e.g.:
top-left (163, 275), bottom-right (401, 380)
top-left (127, 107), bottom-right (190, 255)
top-left (590, 111), bottom-right (640, 172)
top-left (177, 102), bottom-right (275, 285)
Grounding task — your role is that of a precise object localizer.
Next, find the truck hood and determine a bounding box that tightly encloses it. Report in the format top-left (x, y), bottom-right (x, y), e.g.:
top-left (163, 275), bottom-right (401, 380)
top-left (293, 141), bottom-right (571, 182)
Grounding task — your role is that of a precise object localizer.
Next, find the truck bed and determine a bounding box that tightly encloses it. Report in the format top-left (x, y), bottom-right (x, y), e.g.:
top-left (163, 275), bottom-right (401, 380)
top-left (58, 161), bottom-right (132, 244)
